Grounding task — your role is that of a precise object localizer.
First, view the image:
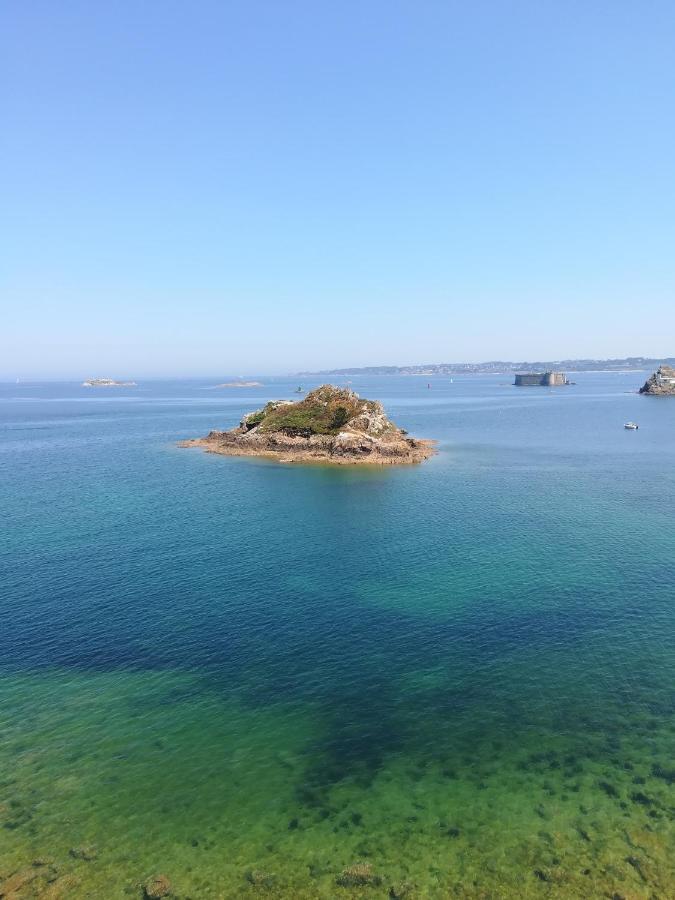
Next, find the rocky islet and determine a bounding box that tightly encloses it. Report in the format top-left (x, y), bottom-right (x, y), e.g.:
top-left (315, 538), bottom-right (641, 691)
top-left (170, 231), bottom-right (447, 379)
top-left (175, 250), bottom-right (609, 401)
top-left (639, 364), bottom-right (675, 395)
top-left (180, 385), bottom-right (435, 465)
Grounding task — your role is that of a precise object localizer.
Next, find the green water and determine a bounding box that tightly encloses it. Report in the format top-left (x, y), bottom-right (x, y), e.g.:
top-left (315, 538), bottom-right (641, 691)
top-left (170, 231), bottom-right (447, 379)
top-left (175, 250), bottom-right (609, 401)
top-left (1, 375), bottom-right (674, 897)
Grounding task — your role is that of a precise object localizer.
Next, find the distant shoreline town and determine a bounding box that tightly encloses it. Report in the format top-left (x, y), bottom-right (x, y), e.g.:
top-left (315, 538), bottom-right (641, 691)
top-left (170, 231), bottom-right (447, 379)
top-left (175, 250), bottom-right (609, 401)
top-left (297, 357), bottom-right (675, 378)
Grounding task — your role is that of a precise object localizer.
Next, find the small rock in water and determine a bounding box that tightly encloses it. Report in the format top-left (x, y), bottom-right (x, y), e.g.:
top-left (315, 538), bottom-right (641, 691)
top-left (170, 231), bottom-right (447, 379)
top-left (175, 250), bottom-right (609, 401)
top-left (69, 845), bottom-right (98, 861)
top-left (533, 866), bottom-right (567, 884)
top-left (390, 881), bottom-right (416, 898)
top-left (336, 862), bottom-right (382, 887)
top-left (308, 862), bottom-right (331, 879)
top-left (39, 874), bottom-right (80, 900)
top-left (0, 867), bottom-right (39, 894)
top-left (144, 873), bottom-right (173, 898)
top-left (245, 869), bottom-right (276, 888)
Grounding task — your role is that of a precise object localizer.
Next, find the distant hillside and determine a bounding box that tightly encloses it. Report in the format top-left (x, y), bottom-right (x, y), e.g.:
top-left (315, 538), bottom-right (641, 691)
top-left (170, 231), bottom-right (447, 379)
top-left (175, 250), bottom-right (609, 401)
top-left (298, 357), bottom-right (675, 377)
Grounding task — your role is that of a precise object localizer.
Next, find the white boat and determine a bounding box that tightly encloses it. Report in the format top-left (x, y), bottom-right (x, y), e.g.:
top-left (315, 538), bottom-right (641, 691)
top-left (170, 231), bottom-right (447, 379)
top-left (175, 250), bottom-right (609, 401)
top-left (624, 422), bottom-right (639, 430)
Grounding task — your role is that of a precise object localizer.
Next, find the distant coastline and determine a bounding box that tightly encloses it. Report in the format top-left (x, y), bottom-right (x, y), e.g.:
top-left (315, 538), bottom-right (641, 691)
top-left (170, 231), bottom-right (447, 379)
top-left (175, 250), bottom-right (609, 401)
top-left (297, 357), bottom-right (672, 378)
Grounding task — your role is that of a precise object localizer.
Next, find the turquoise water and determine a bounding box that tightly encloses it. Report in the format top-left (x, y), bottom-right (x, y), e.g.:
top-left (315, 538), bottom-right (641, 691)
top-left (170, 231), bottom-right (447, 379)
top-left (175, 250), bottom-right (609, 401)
top-left (1, 374), bottom-right (674, 898)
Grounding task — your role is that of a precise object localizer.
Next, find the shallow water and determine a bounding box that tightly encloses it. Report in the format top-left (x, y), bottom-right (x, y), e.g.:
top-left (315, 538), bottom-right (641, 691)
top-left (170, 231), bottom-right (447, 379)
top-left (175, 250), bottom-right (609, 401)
top-left (1, 374), bottom-right (674, 898)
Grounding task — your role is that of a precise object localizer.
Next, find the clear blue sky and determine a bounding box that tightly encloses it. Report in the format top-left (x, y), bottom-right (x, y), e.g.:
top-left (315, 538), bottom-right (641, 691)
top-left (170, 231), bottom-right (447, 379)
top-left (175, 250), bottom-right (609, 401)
top-left (3, 1), bottom-right (675, 377)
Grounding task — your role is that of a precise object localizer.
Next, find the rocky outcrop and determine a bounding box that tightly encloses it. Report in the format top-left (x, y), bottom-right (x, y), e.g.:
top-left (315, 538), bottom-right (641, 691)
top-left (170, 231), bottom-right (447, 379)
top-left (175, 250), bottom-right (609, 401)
top-left (0, 861), bottom-right (64, 898)
top-left (144, 874), bottom-right (173, 898)
top-left (336, 862), bottom-right (382, 887)
top-left (639, 365), bottom-right (675, 395)
top-left (69, 845), bottom-right (98, 861)
top-left (180, 385), bottom-right (435, 465)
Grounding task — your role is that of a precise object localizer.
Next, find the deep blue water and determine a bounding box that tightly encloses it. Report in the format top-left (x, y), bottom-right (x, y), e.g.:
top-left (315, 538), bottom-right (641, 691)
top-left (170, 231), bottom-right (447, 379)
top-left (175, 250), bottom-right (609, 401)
top-left (1, 373), bottom-right (674, 898)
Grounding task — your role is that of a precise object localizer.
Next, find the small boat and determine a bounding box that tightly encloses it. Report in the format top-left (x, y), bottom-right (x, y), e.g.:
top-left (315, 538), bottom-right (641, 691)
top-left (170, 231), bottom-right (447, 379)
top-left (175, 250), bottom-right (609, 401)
top-left (624, 422), bottom-right (639, 430)
top-left (294, 386), bottom-right (304, 393)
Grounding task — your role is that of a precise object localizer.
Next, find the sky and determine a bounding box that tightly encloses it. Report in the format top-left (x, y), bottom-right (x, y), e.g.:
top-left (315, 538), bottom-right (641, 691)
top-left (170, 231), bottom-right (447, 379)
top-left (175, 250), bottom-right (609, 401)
top-left (2, 1), bottom-right (675, 377)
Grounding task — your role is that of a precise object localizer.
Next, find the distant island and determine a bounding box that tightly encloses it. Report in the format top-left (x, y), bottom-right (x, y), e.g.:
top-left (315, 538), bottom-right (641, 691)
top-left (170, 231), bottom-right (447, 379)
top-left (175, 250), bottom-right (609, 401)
top-left (82, 378), bottom-right (136, 387)
top-left (212, 381), bottom-right (263, 388)
top-left (639, 365), bottom-right (675, 396)
top-left (298, 357), bottom-right (675, 378)
top-left (180, 384), bottom-right (434, 465)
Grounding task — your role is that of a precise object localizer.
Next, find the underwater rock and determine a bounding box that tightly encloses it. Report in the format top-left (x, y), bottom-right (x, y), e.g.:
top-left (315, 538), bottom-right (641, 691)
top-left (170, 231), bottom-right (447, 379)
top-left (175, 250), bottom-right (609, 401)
top-left (307, 862), bottom-right (331, 879)
top-left (69, 845), bottom-right (98, 861)
top-left (336, 862), bottom-right (382, 887)
top-left (0, 860), bottom-right (61, 898)
top-left (389, 881), bottom-right (416, 898)
top-left (0, 867), bottom-right (39, 895)
top-left (38, 874), bottom-right (81, 899)
top-left (245, 870), bottom-right (276, 888)
top-left (143, 874), bottom-right (173, 898)
top-left (533, 866), bottom-right (567, 884)
top-left (625, 855), bottom-right (650, 882)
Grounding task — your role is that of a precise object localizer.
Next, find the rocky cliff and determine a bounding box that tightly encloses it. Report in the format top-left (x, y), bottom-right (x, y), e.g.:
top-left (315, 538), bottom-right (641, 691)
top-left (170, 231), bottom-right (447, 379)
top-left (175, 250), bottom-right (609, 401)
top-left (180, 384), bottom-right (435, 465)
top-left (639, 365), bottom-right (675, 395)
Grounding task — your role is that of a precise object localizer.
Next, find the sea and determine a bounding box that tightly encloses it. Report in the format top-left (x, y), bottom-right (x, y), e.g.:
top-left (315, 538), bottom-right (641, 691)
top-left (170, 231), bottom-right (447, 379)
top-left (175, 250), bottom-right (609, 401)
top-left (1, 373), bottom-right (674, 898)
